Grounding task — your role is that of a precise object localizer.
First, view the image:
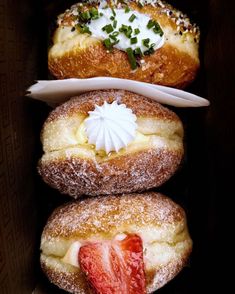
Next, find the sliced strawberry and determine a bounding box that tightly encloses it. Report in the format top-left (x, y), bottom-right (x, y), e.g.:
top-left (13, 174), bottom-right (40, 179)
top-left (78, 234), bottom-right (146, 294)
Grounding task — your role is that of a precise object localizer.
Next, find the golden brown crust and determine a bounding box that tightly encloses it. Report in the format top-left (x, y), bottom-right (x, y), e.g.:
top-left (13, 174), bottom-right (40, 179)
top-left (38, 90), bottom-right (183, 198)
top-left (49, 43), bottom-right (198, 88)
top-left (42, 192), bottom-right (185, 239)
top-left (48, 1), bottom-right (200, 88)
top-left (38, 148), bottom-right (182, 198)
top-left (40, 192), bottom-right (192, 293)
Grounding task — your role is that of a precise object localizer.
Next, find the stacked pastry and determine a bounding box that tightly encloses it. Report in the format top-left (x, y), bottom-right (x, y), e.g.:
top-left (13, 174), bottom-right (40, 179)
top-left (39, 0), bottom-right (199, 293)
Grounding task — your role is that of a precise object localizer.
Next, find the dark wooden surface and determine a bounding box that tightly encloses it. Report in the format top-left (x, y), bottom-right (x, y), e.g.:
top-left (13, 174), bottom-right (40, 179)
top-left (1, 0), bottom-right (234, 293)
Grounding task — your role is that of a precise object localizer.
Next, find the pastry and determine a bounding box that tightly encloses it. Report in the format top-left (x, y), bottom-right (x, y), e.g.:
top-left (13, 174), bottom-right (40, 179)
top-left (40, 192), bottom-right (192, 293)
top-left (38, 90), bottom-right (184, 198)
top-left (48, 0), bottom-right (200, 88)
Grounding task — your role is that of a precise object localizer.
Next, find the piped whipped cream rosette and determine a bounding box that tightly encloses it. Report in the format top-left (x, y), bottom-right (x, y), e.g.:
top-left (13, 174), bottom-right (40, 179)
top-left (84, 101), bottom-right (137, 153)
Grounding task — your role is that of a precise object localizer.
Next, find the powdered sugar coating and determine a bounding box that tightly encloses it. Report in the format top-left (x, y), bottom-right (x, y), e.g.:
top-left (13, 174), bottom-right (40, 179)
top-left (41, 192), bottom-right (192, 293)
top-left (39, 90), bottom-right (183, 198)
top-left (45, 90), bottom-right (180, 123)
top-left (42, 192), bottom-right (185, 239)
top-left (39, 148), bottom-right (182, 198)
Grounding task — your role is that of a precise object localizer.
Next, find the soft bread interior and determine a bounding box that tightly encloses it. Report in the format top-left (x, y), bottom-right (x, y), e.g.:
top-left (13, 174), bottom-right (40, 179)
top-left (41, 114), bottom-right (183, 162)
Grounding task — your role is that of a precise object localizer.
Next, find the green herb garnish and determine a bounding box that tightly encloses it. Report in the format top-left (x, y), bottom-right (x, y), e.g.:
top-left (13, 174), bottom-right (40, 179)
top-left (103, 38), bottom-right (112, 50)
top-left (110, 16), bottom-right (115, 21)
top-left (134, 47), bottom-right (143, 56)
top-left (147, 19), bottom-right (155, 29)
top-left (134, 28), bottom-right (140, 35)
top-left (125, 6), bottom-right (130, 13)
top-left (102, 24), bottom-right (114, 33)
top-left (142, 38), bottom-right (150, 48)
top-left (119, 24), bottom-right (132, 38)
top-left (130, 37), bottom-right (138, 44)
top-left (78, 24), bottom-right (91, 34)
top-left (129, 14), bottom-right (136, 22)
top-left (113, 20), bottom-right (117, 28)
top-left (110, 31), bottom-right (119, 40)
top-left (80, 11), bottom-right (91, 21)
top-left (90, 7), bottom-right (99, 20)
top-left (111, 8), bottom-right (116, 16)
top-left (110, 31), bottom-right (119, 41)
top-left (153, 22), bottom-right (163, 36)
top-left (144, 43), bottom-right (155, 55)
top-left (126, 48), bottom-right (137, 70)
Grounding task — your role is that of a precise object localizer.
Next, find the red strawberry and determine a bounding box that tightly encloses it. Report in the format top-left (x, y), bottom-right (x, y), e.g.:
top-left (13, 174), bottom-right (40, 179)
top-left (78, 234), bottom-right (146, 294)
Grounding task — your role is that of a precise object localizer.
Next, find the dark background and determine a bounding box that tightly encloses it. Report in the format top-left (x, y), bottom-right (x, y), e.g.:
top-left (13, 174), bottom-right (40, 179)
top-left (0, 0), bottom-right (234, 293)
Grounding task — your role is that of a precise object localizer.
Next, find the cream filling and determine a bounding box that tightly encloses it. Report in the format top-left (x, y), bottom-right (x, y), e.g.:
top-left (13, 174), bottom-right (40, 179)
top-left (41, 226), bottom-right (192, 271)
top-left (41, 114), bottom-right (183, 161)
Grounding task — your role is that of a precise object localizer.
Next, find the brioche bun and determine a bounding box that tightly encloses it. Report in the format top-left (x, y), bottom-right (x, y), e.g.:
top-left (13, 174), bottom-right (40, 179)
top-left (49, 0), bottom-right (200, 88)
top-left (38, 90), bottom-right (184, 198)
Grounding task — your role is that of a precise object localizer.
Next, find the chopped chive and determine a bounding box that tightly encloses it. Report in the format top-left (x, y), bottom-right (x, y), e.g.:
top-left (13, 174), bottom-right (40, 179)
top-left (102, 24), bottom-right (114, 33)
top-left (144, 47), bottom-right (155, 55)
top-left (112, 39), bottom-right (120, 45)
top-left (126, 47), bottom-right (137, 70)
top-left (138, 2), bottom-right (144, 8)
top-left (142, 38), bottom-right (150, 48)
top-left (110, 16), bottom-right (115, 21)
top-left (112, 31), bottom-right (119, 37)
top-left (111, 8), bottom-right (116, 16)
top-left (119, 24), bottom-right (128, 32)
top-left (129, 14), bottom-right (136, 22)
top-left (134, 47), bottom-right (143, 56)
top-left (79, 24), bottom-right (91, 34)
top-left (153, 22), bottom-right (164, 36)
top-left (110, 34), bottom-right (117, 41)
top-left (119, 24), bottom-right (132, 38)
top-left (126, 27), bottom-right (132, 38)
top-left (144, 43), bottom-right (155, 55)
top-left (103, 38), bottom-right (112, 50)
top-left (147, 19), bottom-right (155, 29)
top-left (125, 6), bottom-right (130, 13)
top-left (134, 28), bottom-right (140, 35)
top-left (130, 37), bottom-right (138, 44)
top-left (100, 12), bottom-right (104, 16)
top-left (113, 19), bottom-right (117, 28)
top-left (90, 7), bottom-right (99, 19)
top-left (80, 11), bottom-right (91, 21)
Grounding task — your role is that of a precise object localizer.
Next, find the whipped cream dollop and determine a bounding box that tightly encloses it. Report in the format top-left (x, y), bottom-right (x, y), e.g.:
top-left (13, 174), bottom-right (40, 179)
top-left (84, 101), bottom-right (137, 153)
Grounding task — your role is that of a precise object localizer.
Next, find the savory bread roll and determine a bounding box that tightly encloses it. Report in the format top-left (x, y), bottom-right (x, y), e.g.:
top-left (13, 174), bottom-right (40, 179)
top-left (49, 0), bottom-right (200, 88)
top-left (40, 192), bottom-right (192, 293)
top-left (38, 90), bottom-right (184, 198)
